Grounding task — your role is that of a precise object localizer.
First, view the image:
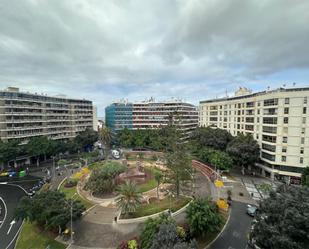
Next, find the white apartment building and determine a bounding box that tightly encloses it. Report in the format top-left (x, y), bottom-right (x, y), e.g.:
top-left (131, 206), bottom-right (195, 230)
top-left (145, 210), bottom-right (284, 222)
top-left (0, 87), bottom-right (95, 143)
top-left (199, 87), bottom-right (309, 183)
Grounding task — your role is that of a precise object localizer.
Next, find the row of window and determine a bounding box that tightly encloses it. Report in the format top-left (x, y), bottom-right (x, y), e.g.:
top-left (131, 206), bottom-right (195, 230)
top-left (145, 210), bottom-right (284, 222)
top-left (201, 96), bottom-right (308, 111)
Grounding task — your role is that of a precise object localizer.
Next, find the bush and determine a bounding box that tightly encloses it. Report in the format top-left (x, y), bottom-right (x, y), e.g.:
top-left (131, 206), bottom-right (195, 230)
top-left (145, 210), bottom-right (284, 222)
top-left (64, 178), bottom-right (78, 188)
top-left (186, 198), bottom-right (223, 237)
top-left (140, 213), bottom-right (174, 249)
top-left (118, 237), bottom-right (139, 249)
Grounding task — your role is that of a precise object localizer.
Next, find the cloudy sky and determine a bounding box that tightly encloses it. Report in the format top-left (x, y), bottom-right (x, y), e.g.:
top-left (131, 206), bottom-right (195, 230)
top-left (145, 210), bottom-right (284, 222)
top-left (0, 0), bottom-right (309, 116)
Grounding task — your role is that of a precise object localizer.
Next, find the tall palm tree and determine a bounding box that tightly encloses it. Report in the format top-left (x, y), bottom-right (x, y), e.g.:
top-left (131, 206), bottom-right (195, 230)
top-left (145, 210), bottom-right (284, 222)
top-left (100, 127), bottom-right (112, 155)
top-left (154, 171), bottom-right (163, 199)
top-left (116, 181), bottom-right (142, 217)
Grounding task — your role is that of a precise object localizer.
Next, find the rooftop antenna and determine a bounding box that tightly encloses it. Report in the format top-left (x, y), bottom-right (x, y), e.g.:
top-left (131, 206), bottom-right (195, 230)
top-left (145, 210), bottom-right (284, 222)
top-left (267, 86), bottom-right (270, 91)
top-left (225, 89), bottom-right (228, 97)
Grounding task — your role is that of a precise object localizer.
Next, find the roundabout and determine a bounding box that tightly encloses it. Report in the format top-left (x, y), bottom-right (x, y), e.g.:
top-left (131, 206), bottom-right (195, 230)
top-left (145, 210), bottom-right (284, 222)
top-left (62, 156), bottom-right (220, 249)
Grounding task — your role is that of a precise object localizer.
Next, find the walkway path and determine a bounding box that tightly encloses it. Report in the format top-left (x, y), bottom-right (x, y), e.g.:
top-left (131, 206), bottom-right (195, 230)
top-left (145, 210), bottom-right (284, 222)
top-left (71, 171), bottom-right (211, 248)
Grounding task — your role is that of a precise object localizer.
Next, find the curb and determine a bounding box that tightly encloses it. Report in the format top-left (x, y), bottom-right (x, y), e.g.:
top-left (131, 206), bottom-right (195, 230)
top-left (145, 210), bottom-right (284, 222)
top-left (204, 209), bottom-right (231, 249)
top-left (57, 177), bottom-right (67, 190)
top-left (117, 197), bottom-right (193, 224)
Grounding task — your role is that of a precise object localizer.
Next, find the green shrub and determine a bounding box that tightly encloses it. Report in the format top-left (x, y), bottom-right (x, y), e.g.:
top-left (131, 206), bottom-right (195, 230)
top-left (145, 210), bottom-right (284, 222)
top-left (140, 213), bottom-right (174, 249)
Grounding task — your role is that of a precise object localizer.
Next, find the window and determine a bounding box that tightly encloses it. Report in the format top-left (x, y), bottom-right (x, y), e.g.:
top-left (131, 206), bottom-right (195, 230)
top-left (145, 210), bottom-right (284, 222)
top-left (303, 107), bottom-right (307, 114)
top-left (283, 117), bottom-right (289, 124)
top-left (302, 128), bottom-right (305, 134)
top-left (284, 107), bottom-right (289, 114)
top-left (262, 143), bottom-right (276, 152)
top-left (300, 148), bottom-right (304, 154)
top-left (263, 117), bottom-right (277, 124)
top-left (282, 147), bottom-right (287, 153)
top-left (300, 157), bottom-right (304, 164)
top-left (285, 98), bottom-right (290, 104)
top-left (262, 135), bottom-right (277, 143)
top-left (303, 117), bottom-right (306, 124)
top-left (257, 117), bottom-right (259, 123)
top-left (304, 97), bottom-right (307, 104)
top-left (261, 152), bottom-right (276, 161)
top-left (257, 109), bottom-right (260, 114)
top-left (301, 137), bottom-right (305, 144)
top-left (281, 156), bottom-right (286, 162)
top-left (283, 137), bottom-right (288, 143)
top-left (263, 126), bottom-right (277, 134)
top-left (264, 98), bottom-right (278, 106)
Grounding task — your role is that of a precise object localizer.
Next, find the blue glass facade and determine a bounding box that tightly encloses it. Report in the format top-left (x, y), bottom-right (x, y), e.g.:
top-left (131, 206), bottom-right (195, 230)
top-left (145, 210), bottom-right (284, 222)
top-left (105, 103), bottom-right (133, 132)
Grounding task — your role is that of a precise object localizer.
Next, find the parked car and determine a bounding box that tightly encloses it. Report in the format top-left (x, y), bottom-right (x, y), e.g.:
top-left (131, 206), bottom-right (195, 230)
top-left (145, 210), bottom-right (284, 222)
top-left (247, 205), bottom-right (259, 217)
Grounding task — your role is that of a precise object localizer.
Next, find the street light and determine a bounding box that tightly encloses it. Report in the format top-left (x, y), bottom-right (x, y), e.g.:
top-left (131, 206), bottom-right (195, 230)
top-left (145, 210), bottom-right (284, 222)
top-left (65, 193), bottom-right (77, 244)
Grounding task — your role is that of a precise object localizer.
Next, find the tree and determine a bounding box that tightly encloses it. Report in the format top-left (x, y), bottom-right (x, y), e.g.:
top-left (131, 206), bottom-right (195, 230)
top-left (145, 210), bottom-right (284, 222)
top-left (140, 213), bottom-right (174, 249)
top-left (166, 145), bottom-right (192, 197)
top-left (154, 171), bottom-right (163, 199)
top-left (14, 190), bottom-right (85, 232)
top-left (26, 136), bottom-right (50, 166)
top-left (301, 166), bottom-right (309, 187)
top-left (192, 127), bottom-right (233, 151)
top-left (100, 127), bottom-right (112, 154)
top-left (251, 185), bottom-right (309, 249)
top-left (226, 133), bottom-right (260, 170)
top-left (74, 128), bottom-right (98, 151)
top-left (209, 150), bottom-right (233, 170)
top-left (0, 139), bottom-right (20, 167)
top-left (85, 161), bottom-right (126, 194)
top-left (186, 198), bottom-right (223, 237)
top-left (150, 223), bottom-right (197, 249)
top-left (116, 181), bottom-right (142, 217)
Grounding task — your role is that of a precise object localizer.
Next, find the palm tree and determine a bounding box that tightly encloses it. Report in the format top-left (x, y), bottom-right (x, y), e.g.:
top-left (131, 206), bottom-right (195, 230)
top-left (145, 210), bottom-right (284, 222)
top-left (99, 127), bottom-right (112, 155)
top-left (116, 181), bottom-right (142, 217)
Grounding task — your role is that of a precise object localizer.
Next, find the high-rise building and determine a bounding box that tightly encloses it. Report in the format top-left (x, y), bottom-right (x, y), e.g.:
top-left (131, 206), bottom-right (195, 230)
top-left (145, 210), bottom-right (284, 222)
top-left (199, 87), bottom-right (309, 183)
top-left (0, 87), bottom-right (95, 143)
top-left (105, 99), bottom-right (198, 138)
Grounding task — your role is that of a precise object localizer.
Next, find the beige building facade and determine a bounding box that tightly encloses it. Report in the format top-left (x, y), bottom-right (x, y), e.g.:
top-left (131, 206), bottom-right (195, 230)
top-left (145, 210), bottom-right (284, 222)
top-left (199, 87), bottom-right (309, 183)
top-left (0, 87), bottom-right (95, 143)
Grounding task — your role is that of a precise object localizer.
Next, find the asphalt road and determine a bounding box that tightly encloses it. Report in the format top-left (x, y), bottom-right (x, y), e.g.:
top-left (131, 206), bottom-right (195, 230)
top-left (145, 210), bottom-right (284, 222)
top-left (0, 184), bottom-right (26, 249)
top-left (209, 201), bottom-right (253, 249)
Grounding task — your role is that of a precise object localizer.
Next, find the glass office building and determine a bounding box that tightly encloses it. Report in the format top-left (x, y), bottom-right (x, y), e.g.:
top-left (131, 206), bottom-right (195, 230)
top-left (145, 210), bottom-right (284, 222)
top-left (105, 102), bottom-right (133, 132)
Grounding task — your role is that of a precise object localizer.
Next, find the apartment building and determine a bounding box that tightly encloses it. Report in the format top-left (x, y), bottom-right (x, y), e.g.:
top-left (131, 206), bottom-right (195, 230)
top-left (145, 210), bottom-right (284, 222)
top-left (0, 87), bottom-right (95, 143)
top-left (105, 98), bottom-right (198, 138)
top-left (199, 87), bottom-right (309, 183)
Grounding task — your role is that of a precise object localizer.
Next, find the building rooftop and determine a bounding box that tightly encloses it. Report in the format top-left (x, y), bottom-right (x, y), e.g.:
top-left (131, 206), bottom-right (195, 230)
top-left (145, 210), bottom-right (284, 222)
top-left (1, 86), bottom-right (91, 103)
top-left (200, 87), bottom-right (309, 104)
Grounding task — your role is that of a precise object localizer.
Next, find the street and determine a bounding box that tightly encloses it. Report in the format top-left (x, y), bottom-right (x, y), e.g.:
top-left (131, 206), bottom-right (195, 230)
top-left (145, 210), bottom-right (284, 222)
top-left (0, 184), bottom-right (25, 249)
top-left (209, 201), bottom-right (253, 249)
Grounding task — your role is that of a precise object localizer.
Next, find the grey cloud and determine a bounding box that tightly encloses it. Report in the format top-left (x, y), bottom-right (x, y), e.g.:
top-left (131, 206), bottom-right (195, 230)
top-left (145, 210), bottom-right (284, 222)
top-left (0, 0), bottom-right (308, 116)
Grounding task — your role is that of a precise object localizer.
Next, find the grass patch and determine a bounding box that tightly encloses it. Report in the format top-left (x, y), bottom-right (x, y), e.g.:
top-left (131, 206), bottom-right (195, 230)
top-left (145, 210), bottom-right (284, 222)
top-left (125, 196), bottom-right (191, 218)
top-left (196, 212), bottom-right (229, 248)
top-left (59, 180), bottom-right (94, 210)
top-left (16, 221), bottom-right (66, 249)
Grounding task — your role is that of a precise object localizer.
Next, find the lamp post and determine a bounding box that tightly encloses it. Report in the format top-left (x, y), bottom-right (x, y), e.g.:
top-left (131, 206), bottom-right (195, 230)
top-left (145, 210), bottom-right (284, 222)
top-left (65, 193), bottom-right (77, 244)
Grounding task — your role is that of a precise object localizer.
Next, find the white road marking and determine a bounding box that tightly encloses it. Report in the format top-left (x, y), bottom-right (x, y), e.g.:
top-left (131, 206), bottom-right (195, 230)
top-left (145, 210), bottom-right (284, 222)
top-left (5, 220), bottom-right (24, 249)
top-left (0, 196), bottom-right (7, 229)
top-left (7, 219), bottom-right (16, 234)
